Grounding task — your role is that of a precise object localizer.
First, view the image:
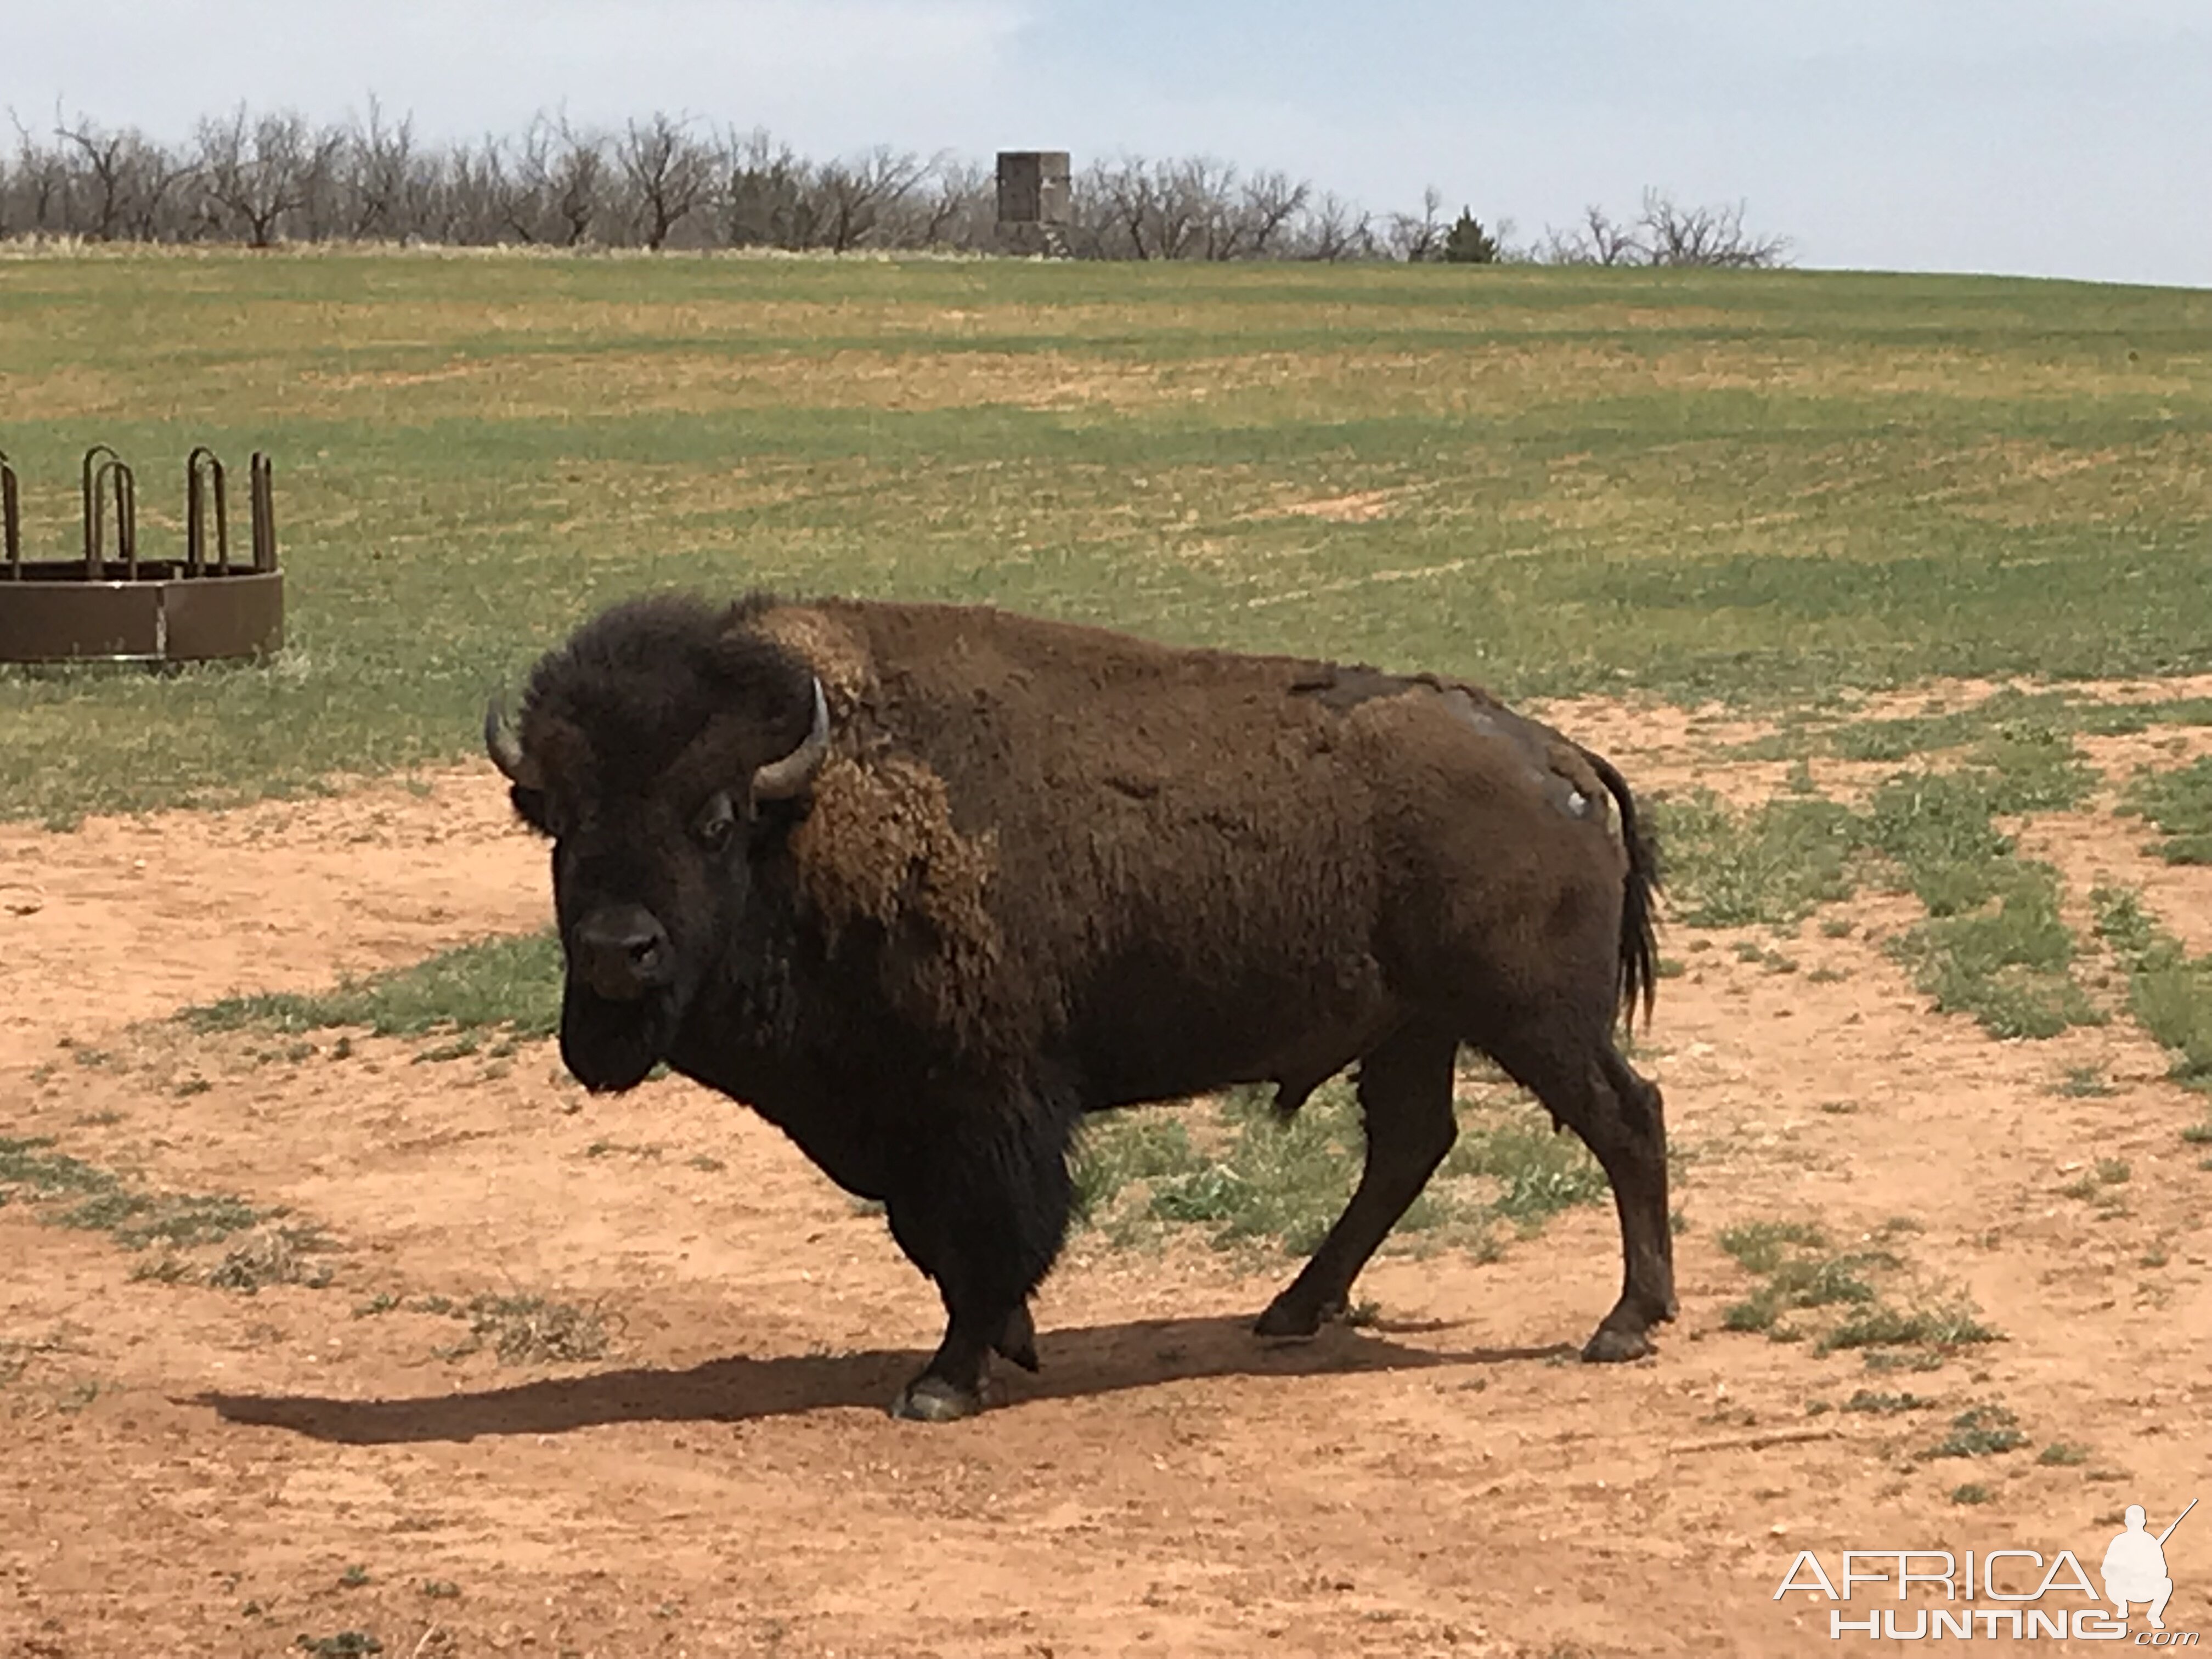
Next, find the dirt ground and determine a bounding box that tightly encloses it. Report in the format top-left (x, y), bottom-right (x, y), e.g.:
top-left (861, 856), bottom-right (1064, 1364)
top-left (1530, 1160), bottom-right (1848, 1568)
top-left (4, 692), bottom-right (2209, 1658)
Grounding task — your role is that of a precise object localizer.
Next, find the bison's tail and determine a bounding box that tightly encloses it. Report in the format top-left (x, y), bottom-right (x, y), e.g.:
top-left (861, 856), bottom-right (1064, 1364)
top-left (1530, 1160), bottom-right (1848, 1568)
top-left (1582, 747), bottom-right (1661, 1029)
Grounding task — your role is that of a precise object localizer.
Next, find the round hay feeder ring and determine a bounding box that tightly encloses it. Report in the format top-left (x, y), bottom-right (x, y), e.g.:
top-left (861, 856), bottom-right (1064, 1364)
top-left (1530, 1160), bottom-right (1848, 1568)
top-left (0, 445), bottom-right (284, 666)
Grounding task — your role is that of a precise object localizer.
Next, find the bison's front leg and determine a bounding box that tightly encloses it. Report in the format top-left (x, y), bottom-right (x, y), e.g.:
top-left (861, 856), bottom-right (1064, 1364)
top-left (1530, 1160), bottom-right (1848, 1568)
top-left (880, 1096), bottom-right (1075, 1421)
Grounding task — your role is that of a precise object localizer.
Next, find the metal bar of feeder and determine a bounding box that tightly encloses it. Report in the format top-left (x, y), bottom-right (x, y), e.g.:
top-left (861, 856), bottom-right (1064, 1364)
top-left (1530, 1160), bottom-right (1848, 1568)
top-left (215, 453), bottom-right (232, 574)
top-left (186, 446), bottom-right (230, 576)
top-left (1, 451), bottom-right (19, 577)
top-left (82, 444), bottom-right (117, 575)
top-left (251, 453), bottom-right (276, 573)
top-left (116, 459), bottom-right (138, 580)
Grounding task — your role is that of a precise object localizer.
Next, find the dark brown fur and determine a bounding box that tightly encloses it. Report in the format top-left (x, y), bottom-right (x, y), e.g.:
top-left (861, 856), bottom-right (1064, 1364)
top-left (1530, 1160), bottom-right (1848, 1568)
top-left (494, 592), bottom-right (1674, 1419)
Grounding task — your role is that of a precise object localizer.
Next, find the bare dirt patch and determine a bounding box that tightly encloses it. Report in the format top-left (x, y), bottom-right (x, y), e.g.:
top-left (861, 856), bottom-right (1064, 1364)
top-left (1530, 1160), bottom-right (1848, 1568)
top-left (4, 710), bottom-right (2210, 1658)
top-left (0, 766), bottom-right (545, 1066)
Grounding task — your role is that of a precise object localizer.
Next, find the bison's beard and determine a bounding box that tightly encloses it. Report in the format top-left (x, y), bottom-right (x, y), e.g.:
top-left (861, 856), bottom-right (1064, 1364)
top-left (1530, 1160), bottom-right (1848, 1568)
top-left (559, 978), bottom-right (680, 1092)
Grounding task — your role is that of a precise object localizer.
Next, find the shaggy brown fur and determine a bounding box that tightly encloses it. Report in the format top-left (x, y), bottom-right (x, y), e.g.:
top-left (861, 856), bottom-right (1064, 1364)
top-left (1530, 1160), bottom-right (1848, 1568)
top-left (492, 592), bottom-right (1671, 1421)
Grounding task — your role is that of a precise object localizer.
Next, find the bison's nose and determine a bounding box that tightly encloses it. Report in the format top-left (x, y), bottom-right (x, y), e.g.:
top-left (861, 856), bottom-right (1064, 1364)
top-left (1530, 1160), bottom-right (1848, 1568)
top-left (574, 906), bottom-right (672, 1001)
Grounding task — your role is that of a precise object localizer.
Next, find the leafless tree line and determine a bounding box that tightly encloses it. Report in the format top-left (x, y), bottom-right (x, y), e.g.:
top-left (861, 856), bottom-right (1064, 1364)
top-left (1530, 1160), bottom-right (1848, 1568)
top-left (1, 102), bottom-right (1790, 267)
top-left (1535, 189), bottom-right (1792, 268)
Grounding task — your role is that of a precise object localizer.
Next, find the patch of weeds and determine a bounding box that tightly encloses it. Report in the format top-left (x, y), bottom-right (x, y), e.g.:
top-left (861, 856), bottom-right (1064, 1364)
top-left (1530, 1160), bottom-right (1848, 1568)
top-left (1888, 864), bottom-right (2102, 1039)
top-left (183, 931), bottom-right (562, 1040)
top-left (1730, 1252), bottom-right (1886, 1337)
top-left (1142, 1087), bottom-right (1368, 1256)
top-left (1863, 1348), bottom-right (1948, 1374)
top-left (1718, 1220), bottom-right (1826, 1274)
top-left (1843, 1389), bottom-right (1937, 1413)
top-left (0, 1136), bottom-right (117, 1200)
top-left (296, 1635), bottom-right (382, 1657)
top-left (58, 1188), bottom-right (263, 1251)
top-left (419, 1580), bottom-right (460, 1600)
top-left (1863, 770), bottom-right (2016, 914)
top-left (2092, 888), bottom-right (2212, 1085)
top-left (1441, 1110), bottom-right (1609, 1229)
top-left (128, 1255), bottom-right (194, 1285)
top-left (685, 1153), bottom-right (726, 1172)
top-left (1928, 1403), bottom-right (2029, 1458)
top-left (1647, 790), bottom-right (1860, 928)
top-left (2053, 1065), bottom-right (2115, 1098)
top-left (1965, 726), bottom-right (2098, 814)
top-left (2057, 1158), bottom-right (2133, 1216)
top-left (1820, 917), bottom-right (1855, 938)
top-left (583, 1140), bottom-right (661, 1162)
top-left (413, 1034), bottom-right (481, 1064)
top-left (1717, 1219), bottom-right (1899, 1340)
top-left (442, 1294), bottom-right (609, 1364)
top-left (1951, 1483), bottom-right (1994, 1505)
top-left (1817, 1099), bottom-right (1859, 1115)
top-left (353, 1293), bottom-right (400, 1318)
top-left (2120, 755), bottom-right (2212, 865)
top-left (1805, 964), bottom-right (1847, 983)
top-left (206, 1225), bottom-right (336, 1293)
top-left (1071, 1108), bottom-right (1206, 1223)
top-left (338, 1564), bottom-right (370, 1588)
top-left (1816, 1297), bottom-right (2000, 1356)
top-left (2038, 1441), bottom-right (2091, 1466)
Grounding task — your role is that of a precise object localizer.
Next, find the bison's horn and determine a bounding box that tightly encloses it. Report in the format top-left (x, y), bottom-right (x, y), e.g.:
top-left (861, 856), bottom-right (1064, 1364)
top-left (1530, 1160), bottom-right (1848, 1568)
top-left (751, 676), bottom-right (831, 802)
top-left (484, 696), bottom-right (545, 792)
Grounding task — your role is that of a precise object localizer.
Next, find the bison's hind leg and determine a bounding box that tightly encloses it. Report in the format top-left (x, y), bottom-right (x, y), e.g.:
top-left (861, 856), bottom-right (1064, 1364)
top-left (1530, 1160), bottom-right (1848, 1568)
top-left (1485, 1024), bottom-right (1674, 1362)
top-left (1255, 1024), bottom-right (1459, 1339)
top-left (881, 1090), bottom-right (1076, 1421)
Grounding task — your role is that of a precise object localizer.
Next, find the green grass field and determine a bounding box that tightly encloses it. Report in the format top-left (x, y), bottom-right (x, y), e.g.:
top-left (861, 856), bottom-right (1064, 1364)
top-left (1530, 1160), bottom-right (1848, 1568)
top-left (3, 246), bottom-right (2210, 825)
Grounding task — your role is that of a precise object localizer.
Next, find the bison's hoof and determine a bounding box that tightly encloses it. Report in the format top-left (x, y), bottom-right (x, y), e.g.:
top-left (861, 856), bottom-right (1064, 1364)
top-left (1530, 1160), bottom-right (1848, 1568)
top-left (889, 1376), bottom-right (985, 1423)
top-left (1581, 1325), bottom-right (1656, 1364)
top-left (1253, 1292), bottom-right (1344, 1339)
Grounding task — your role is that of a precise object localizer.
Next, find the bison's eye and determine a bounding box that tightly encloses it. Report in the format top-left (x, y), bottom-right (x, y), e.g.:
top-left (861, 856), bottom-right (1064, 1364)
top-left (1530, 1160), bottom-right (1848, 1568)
top-left (695, 790), bottom-right (739, 852)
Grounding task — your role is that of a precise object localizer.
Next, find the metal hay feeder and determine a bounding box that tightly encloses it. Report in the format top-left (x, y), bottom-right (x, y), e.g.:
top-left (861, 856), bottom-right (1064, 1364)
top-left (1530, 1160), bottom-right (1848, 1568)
top-left (0, 445), bottom-right (284, 664)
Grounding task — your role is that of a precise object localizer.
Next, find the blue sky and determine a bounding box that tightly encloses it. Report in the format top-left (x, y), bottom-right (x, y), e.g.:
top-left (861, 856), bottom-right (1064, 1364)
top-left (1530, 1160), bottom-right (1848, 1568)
top-left (4, 0), bottom-right (2207, 285)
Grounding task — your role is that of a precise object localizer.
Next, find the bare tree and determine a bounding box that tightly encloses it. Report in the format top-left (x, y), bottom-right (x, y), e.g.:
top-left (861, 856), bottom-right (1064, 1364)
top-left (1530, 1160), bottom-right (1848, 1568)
top-left (7, 111), bottom-right (71, 233)
top-left (616, 111), bottom-right (713, 250)
top-left (1386, 185), bottom-right (1446, 262)
top-left (1635, 189), bottom-right (1789, 268)
top-left (193, 106), bottom-right (342, 246)
top-left (0, 98), bottom-right (1797, 265)
top-left (546, 118), bottom-right (607, 246)
top-left (345, 95), bottom-right (425, 239)
top-left (1297, 191), bottom-right (1374, 262)
top-left (721, 127), bottom-right (816, 248)
top-left (1236, 170), bottom-right (1310, 258)
top-left (1540, 203), bottom-right (1642, 266)
top-left (914, 156), bottom-right (992, 247)
top-left (54, 115), bottom-right (189, 240)
top-left (816, 145), bottom-right (928, 252)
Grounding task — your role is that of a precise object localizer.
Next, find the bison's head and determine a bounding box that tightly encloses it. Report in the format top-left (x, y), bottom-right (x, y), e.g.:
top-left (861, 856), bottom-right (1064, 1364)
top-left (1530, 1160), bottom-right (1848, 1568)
top-left (486, 596), bottom-right (830, 1092)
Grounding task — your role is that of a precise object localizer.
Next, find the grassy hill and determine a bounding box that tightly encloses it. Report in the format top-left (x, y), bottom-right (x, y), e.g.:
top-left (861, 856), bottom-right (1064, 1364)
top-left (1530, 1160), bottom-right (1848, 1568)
top-left (2, 247), bottom-right (2208, 823)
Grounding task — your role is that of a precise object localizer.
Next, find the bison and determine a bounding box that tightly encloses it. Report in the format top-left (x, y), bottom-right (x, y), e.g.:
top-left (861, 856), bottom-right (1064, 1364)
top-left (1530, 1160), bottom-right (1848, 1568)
top-left (486, 592), bottom-right (1673, 1419)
